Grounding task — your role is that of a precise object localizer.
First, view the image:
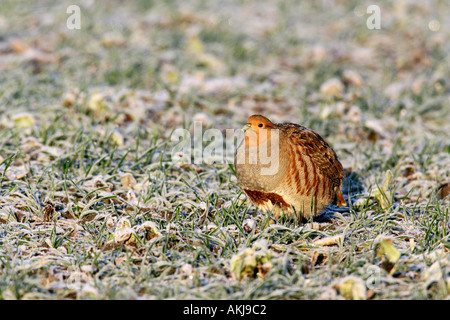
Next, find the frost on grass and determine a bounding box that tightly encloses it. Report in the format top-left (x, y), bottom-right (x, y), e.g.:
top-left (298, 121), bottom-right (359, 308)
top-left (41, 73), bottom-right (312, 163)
top-left (0, 0), bottom-right (449, 300)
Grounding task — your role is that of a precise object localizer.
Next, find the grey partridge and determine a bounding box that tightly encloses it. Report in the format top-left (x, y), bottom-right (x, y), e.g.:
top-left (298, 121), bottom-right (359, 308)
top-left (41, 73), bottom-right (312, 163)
top-left (234, 115), bottom-right (346, 220)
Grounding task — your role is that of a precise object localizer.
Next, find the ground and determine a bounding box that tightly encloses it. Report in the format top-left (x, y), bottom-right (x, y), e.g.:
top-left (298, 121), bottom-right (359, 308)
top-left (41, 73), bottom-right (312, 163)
top-left (0, 0), bottom-right (449, 299)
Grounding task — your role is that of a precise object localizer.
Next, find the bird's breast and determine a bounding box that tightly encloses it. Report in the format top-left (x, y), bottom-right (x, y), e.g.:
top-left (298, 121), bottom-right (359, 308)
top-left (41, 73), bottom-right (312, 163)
top-left (234, 137), bottom-right (286, 191)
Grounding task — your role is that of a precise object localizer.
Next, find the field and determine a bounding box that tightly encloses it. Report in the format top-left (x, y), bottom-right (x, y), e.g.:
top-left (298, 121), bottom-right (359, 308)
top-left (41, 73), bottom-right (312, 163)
top-left (0, 0), bottom-right (449, 300)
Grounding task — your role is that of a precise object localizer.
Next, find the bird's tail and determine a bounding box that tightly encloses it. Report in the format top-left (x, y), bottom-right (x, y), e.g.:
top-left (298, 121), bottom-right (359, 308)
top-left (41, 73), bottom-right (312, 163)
top-left (334, 188), bottom-right (347, 206)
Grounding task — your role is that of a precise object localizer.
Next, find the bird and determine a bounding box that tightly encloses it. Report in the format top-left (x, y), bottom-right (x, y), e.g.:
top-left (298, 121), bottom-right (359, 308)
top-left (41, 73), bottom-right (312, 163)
top-left (234, 114), bottom-right (346, 221)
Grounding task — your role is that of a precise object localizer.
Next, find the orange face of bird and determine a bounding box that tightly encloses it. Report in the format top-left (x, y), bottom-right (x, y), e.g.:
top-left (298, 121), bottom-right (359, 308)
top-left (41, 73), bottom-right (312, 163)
top-left (243, 115), bottom-right (275, 147)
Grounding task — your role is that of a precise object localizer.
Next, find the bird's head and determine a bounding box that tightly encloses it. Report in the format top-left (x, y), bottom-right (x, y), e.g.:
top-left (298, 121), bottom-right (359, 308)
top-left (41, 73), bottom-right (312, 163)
top-left (243, 115), bottom-right (276, 147)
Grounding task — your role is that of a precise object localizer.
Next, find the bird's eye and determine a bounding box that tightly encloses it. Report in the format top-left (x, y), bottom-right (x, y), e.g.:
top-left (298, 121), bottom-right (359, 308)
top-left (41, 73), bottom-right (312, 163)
top-left (258, 123), bottom-right (263, 128)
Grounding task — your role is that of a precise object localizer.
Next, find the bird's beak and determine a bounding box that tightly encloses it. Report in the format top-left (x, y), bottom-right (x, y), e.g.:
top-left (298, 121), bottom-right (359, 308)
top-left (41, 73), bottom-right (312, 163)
top-left (242, 124), bottom-right (252, 132)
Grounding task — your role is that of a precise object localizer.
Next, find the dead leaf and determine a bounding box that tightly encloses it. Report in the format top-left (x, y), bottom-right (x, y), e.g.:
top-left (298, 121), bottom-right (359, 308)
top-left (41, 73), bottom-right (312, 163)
top-left (342, 69), bottom-right (364, 87)
top-left (1, 163), bottom-right (29, 181)
top-left (320, 78), bottom-right (344, 98)
top-left (436, 182), bottom-right (450, 200)
top-left (242, 219), bottom-right (256, 233)
top-left (313, 233), bottom-right (345, 246)
top-left (230, 240), bottom-right (273, 280)
top-left (42, 198), bottom-right (56, 222)
top-left (375, 238), bottom-right (400, 274)
top-left (12, 113), bottom-right (35, 129)
top-left (10, 38), bottom-right (28, 53)
top-left (121, 173), bottom-right (136, 189)
top-left (139, 221), bottom-right (162, 240)
top-left (333, 276), bottom-right (367, 300)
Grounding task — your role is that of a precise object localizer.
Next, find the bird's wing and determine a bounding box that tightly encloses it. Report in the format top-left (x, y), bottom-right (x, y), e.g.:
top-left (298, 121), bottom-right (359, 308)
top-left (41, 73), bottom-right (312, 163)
top-left (278, 123), bottom-right (345, 185)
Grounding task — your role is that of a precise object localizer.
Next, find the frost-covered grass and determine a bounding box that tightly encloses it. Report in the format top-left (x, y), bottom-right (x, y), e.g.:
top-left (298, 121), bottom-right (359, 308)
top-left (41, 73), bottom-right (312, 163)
top-left (0, 0), bottom-right (449, 300)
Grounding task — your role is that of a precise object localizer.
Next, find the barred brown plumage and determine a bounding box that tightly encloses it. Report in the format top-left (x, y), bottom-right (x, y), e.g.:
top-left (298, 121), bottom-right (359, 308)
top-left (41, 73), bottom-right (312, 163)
top-left (234, 115), bottom-right (346, 221)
